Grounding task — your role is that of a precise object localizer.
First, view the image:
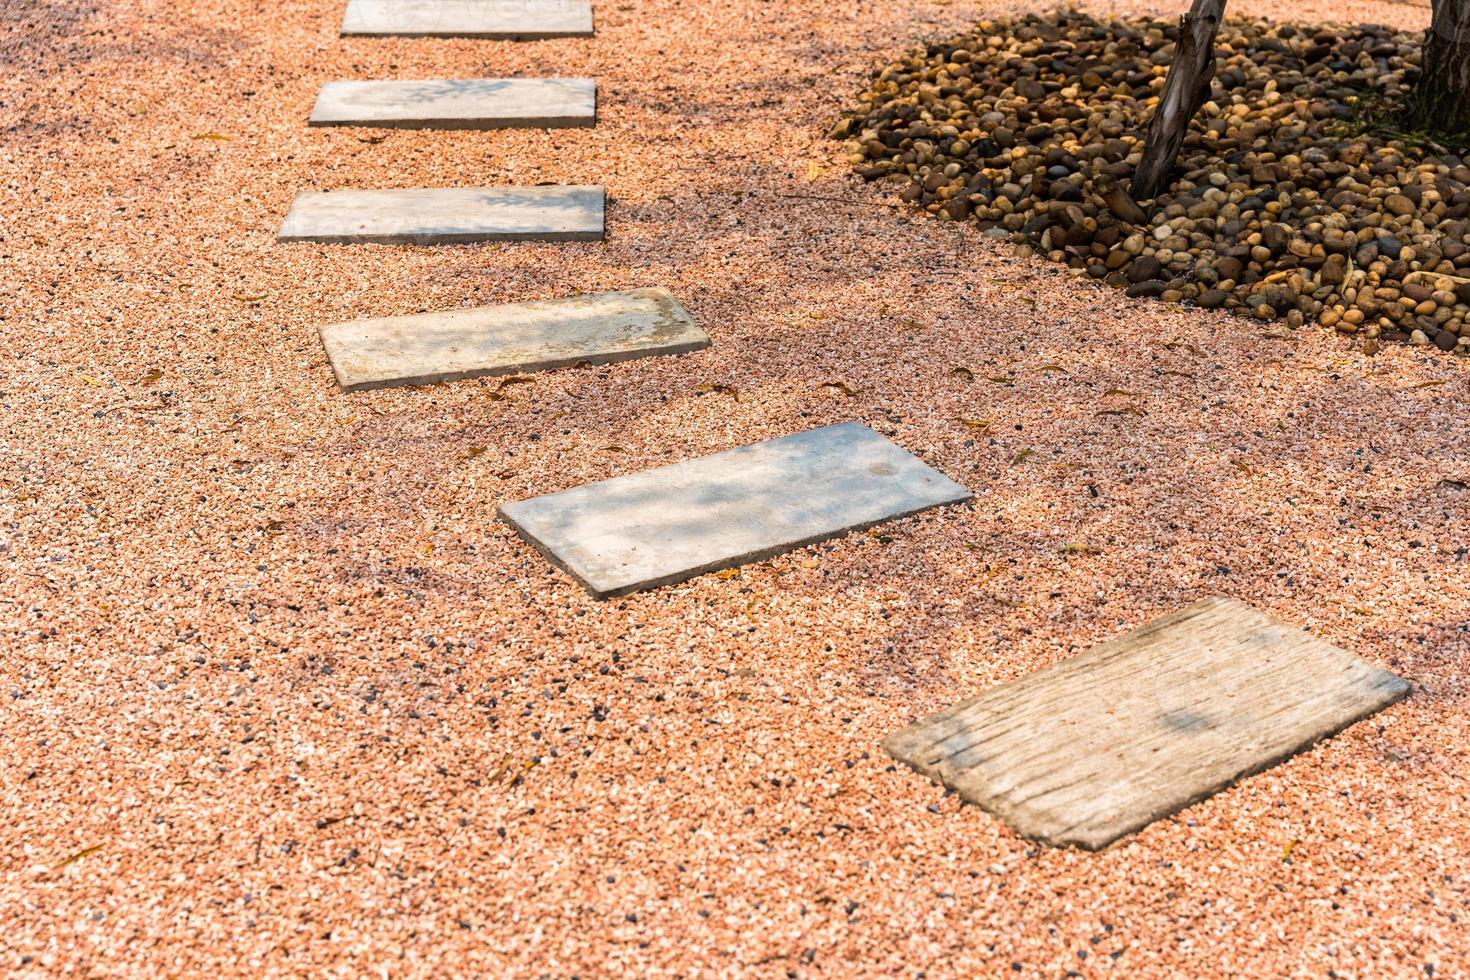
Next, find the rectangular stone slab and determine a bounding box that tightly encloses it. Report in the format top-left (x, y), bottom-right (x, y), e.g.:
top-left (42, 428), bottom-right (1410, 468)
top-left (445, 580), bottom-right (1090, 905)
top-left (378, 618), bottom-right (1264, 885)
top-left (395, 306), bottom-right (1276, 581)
top-left (319, 287), bottom-right (707, 391)
top-left (309, 78), bottom-right (595, 130)
top-left (499, 422), bottom-right (972, 597)
top-left (884, 597), bottom-right (1411, 851)
top-left (277, 186), bottom-right (604, 245)
top-left (341, 0), bottom-right (594, 38)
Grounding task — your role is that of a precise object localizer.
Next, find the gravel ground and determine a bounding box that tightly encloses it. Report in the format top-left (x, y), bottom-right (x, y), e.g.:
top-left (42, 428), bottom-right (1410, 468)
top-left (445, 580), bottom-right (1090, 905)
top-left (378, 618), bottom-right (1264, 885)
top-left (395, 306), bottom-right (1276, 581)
top-left (2, 0), bottom-right (1467, 975)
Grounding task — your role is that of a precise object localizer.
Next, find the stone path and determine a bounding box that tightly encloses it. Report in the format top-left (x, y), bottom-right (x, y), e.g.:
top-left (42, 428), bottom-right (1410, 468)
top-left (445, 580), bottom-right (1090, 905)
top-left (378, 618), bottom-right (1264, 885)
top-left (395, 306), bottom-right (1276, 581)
top-left (277, 186), bottom-right (605, 244)
top-left (341, 0), bottom-right (594, 38)
top-left (290, 0), bottom-right (1413, 869)
top-left (309, 78), bottom-right (596, 130)
top-left (499, 422), bottom-right (972, 597)
top-left (319, 287), bottom-right (706, 390)
top-left (883, 597), bottom-right (1411, 850)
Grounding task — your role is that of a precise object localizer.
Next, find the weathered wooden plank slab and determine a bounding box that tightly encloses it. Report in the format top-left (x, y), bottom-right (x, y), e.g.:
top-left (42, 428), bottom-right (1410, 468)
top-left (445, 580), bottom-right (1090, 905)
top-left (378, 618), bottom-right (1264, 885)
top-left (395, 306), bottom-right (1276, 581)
top-left (341, 0), bottom-right (594, 39)
top-left (318, 287), bottom-right (707, 391)
top-left (277, 186), bottom-right (604, 245)
top-left (309, 78), bottom-right (596, 130)
top-left (884, 597), bottom-right (1410, 850)
top-left (499, 422), bottom-right (972, 597)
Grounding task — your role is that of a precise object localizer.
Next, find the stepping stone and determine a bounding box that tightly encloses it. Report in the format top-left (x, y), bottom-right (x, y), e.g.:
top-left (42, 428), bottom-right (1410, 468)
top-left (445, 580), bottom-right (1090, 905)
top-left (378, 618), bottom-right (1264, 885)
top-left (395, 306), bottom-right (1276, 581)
top-left (319, 287), bottom-right (708, 391)
top-left (277, 186), bottom-right (604, 245)
top-left (308, 78), bottom-right (596, 130)
top-left (499, 422), bottom-right (971, 597)
top-left (884, 597), bottom-right (1411, 850)
top-left (341, 0), bottom-right (594, 38)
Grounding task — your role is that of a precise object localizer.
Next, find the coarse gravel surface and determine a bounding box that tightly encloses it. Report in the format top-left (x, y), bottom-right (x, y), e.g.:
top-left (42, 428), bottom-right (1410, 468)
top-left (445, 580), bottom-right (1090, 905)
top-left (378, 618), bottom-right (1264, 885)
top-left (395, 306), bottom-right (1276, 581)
top-left (2, 0), bottom-right (1468, 976)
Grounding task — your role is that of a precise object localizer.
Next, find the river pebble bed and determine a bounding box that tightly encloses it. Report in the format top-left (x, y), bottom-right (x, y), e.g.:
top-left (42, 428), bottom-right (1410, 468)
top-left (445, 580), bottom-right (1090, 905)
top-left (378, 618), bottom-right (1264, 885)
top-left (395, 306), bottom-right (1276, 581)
top-left (840, 10), bottom-right (1470, 353)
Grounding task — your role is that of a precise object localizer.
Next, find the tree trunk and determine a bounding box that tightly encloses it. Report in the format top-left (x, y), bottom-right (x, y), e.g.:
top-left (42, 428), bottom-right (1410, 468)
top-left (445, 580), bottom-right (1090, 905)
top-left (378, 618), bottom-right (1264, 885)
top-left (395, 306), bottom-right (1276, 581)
top-left (1413, 0), bottom-right (1470, 135)
top-left (1130, 0), bottom-right (1228, 203)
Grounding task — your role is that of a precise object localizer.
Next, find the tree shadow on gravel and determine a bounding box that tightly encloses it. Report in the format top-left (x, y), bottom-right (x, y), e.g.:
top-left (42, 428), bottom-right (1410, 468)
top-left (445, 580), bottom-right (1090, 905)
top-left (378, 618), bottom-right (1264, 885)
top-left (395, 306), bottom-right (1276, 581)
top-left (1, 0), bottom-right (246, 139)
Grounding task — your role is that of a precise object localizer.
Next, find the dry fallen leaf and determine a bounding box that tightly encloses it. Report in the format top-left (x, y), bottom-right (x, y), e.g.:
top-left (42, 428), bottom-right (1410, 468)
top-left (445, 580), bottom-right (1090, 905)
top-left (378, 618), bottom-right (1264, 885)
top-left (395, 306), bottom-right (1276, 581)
top-left (715, 568), bottom-right (741, 580)
top-left (190, 132), bottom-right (230, 141)
top-left (137, 368), bottom-right (163, 386)
top-left (956, 418), bottom-right (990, 430)
top-left (820, 380), bottom-right (861, 397)
top-left (696, 382), bottom-right (739, 400)
top-left (1012, 448), bottom-right (1035, 463)
top-left (1039, 363), bottom-right (1069, 373)
top-left (799, 557), bottom-right (820, 569)
top-left (1233, 460), bottom-right (1254, 477)
top-left (486, 376), bottom-right (536, 401)
top-left (79, 374), bottom-right (106, 387)
top-left (58, 844), bottom-right (104, 869)
top-left (805, 160), bottom-right (823, 182)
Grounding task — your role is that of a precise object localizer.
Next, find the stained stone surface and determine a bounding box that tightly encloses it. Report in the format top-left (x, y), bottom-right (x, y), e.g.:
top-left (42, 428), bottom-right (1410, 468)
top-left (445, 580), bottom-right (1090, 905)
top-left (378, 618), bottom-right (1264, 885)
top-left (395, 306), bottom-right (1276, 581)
top-left (341, 0), bottom-right (594, 38)
top-left (884, 597), bottom-right (1412, 850)
top-left (499, 422), bottom-right (972, 597)
top-left (277, 186), bottom-right (604, 244)
top-left (319, 287), bottom-right (707, 391)
top-left (308, 78), bottom-right (596, 130)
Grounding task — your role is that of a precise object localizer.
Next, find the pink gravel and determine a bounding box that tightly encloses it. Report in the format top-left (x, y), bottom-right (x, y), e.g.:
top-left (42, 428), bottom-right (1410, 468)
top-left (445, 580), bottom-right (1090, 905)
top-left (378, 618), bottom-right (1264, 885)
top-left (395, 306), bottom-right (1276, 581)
top-left (2, 0), bottom-right (1468, 975)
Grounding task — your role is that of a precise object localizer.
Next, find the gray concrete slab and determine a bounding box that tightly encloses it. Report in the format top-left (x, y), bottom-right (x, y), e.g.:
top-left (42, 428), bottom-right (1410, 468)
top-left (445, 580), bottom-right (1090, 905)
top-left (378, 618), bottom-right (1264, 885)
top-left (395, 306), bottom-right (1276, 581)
top-left (319, 287), bottom-right (707, 391)
top-left (884, 597), bottom-right (1411, 850)
top-left (309, 78), bottom-right (596, 130)
top-left (341, 0), bottom-right (594, 38)
top-left (277, 186), bottom-right (604, 245)
top-left (499, 423), bottom-right (972, 597)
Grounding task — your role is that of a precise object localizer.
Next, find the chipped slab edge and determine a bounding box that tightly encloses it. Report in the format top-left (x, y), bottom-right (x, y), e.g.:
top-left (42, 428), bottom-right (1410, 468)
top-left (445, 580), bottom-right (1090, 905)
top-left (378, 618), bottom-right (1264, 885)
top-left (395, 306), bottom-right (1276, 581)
top-left (339, 1), bottom-right (595, 38)
top-left (497, 434), bottom-right (973, 598)
top-left (275, 187), bottom-right (606, 245)
top-left (320, 288), bottom-right (710, 392)
top-left (306, 79), bottom-right (597, 131)
top-left (882, 597), bottom-right (1413, 851)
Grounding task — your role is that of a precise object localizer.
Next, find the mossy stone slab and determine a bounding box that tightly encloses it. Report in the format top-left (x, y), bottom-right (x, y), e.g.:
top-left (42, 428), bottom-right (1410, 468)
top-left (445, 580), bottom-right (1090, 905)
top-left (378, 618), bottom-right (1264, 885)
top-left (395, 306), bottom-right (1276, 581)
top-left (319, 287), bottom-right (706, 391)
top-left (500, 423), bottom-right (972, 597)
